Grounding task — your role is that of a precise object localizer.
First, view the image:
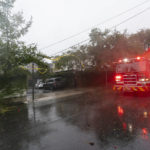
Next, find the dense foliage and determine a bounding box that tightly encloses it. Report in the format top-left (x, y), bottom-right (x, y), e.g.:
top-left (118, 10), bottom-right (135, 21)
top-left (0, 0), bottom-right (48, 99)
top-left (55, 28), bottom-right (150, 71)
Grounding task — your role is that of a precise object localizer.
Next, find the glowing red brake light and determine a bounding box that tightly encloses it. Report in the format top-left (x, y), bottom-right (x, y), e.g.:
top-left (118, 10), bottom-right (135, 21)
top-left (115, 75), bottom-right (122, 82)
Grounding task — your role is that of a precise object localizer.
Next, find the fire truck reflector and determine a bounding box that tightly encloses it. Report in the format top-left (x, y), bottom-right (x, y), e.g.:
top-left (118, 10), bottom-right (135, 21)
top-left (132, 87), bottom-right (138, 91)
top-left (113, 86), bottom-right (147, 92)
top-left (118, 86), bottom-right (122, 91)
top-left (113, 86), bottom-right (116, 90)
top-left (138, 87), bottom-right (145, 91)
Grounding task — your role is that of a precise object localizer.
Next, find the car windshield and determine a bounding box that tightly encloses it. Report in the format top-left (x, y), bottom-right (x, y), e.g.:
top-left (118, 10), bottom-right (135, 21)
top-left (116, 61), bottom-right (147, 73)
top-left (55, 78), bottom-right (61, 81)
top-left (47, 79), bottom-right (54, 82)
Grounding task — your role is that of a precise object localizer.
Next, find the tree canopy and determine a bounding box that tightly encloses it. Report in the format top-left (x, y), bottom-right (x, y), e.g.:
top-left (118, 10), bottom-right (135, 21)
top-left (0, 0), bottom-right (48, 98)
top-left (55, 28), bottom-right (150, 71)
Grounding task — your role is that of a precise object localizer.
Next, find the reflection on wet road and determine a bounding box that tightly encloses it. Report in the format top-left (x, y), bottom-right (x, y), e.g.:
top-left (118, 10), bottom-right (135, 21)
top-left (1, 88), bottom-right (150, 150)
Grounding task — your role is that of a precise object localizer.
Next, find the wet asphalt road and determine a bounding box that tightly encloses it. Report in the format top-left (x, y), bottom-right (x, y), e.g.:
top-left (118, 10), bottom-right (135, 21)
top-left (1, 88), bottom-right (150, 150)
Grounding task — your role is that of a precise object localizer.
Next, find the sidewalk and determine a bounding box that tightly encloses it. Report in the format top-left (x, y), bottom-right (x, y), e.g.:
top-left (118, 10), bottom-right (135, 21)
top-left (26, 86), bottom-right (114, 107)
top-left (37, 88), bottom-right (93, 101)
top-left (27, 88), bottom-right (99, 103)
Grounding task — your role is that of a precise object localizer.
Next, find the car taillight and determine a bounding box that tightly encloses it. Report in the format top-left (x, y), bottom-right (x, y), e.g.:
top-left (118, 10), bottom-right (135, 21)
top-left (115, 75), bottom-right (122, 82)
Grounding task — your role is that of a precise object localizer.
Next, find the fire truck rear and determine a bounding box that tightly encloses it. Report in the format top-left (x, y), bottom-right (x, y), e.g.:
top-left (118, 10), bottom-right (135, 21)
top-left (113, 57), bottom-right (150, 92)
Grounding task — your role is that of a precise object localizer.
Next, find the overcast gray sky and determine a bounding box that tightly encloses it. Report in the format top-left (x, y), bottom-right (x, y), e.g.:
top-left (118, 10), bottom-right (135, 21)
top-left (14, 0), bottom-right (150, 56)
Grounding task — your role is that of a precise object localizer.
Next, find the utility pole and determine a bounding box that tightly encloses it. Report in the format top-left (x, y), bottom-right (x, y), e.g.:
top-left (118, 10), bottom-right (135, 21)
top-left (32, 63), bottom-right (35, 102)
top-left (32, 63), bottom-right (36, 122)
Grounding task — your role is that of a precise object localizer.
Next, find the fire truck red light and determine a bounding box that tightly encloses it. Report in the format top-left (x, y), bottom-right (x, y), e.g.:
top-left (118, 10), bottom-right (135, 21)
top-left (136, 56), bottom-right (141, 60)
top-left (115, 75), bottom-right (122, 82)
top-left (115, 75), bottom-right (121, 79)
top-left (118, 59), bottom-right (122, 63)
top-left (115, 75), bottom-right (122, 81)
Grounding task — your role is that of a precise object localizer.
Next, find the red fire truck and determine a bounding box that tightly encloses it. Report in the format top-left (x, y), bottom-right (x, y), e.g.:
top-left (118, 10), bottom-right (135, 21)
top-left (113, 56), bottom-right (150, 92)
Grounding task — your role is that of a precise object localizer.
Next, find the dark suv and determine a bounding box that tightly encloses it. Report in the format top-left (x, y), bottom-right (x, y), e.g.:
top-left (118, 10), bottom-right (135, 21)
top-left (43, 77), bottom-right (66, 90)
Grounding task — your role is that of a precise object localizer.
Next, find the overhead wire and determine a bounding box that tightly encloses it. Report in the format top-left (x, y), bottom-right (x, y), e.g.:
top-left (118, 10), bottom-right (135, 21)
top-left (110, 6), bottom-right (150, 29)
top-left (50, 39), bottom-right (89, 56)
top-left (39, 0), bottom-right (150, 51)
top-left (49, 6), bottom-right (150, 57)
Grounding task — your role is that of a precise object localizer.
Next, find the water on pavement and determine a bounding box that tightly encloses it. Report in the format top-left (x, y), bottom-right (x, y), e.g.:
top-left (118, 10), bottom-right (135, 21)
top-left (1, 89), bottom-right (150, 150)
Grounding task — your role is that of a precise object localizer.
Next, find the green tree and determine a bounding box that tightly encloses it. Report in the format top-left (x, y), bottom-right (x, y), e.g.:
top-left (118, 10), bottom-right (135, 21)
top-left (54, 28), bottom-right (149, 72)
top-left (0, 0), bottom-right (32, 43)
top-left (0, 0), bottom-right (48, 99)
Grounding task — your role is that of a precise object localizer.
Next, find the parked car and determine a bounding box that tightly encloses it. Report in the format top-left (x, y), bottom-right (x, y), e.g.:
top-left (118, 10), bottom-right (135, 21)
top-left (35, 79), bottom-right (44, 89)
top-left (43, 77), bottom-right (66, 90)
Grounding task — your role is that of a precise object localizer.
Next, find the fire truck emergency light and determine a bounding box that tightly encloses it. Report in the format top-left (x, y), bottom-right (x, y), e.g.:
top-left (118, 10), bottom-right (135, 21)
top-left (118, 59), bottom-right (122, 63)
top-left (115, 75), bottom-right (122, 82)
top-left (123, 58), bottom-right (129, 63)
top-left (136, 56), bottom-right (141, 60)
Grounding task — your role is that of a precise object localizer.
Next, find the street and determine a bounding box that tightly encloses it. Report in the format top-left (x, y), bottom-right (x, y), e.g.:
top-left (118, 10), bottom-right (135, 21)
top-left (1, 88), bottom-right (150, 150)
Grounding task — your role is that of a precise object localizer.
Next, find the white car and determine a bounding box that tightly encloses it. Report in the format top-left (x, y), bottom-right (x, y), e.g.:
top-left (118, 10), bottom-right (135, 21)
top-left (35, 80), bottom-right (44, 89)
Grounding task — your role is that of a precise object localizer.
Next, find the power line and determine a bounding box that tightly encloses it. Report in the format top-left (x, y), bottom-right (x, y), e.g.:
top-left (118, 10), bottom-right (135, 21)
top-left (49, 6), bottom-right (150, 57)
top-left (39, 0), bottom-right (150, 51)
top-left (110, 6), bottom-right (150, 29)
top-left (50, 39), bottom-right (89, 56)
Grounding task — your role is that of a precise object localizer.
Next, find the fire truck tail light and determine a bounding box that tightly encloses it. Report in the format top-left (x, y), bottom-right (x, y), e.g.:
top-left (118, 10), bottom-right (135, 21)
top-left (115, 75), bottom-right (122, 81)
top-left (138, 78), bottom-right (150, 82)
top-left (118, 59), bottom-right (122, 63)
top-left (139, 78), bottom-right (145, 82)
top-left (123, 58), bottom-right (129, 63)
top-left (145, 78), bottom-right (150, 81)
top-left (136, 56), bottom-right (141, 60)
